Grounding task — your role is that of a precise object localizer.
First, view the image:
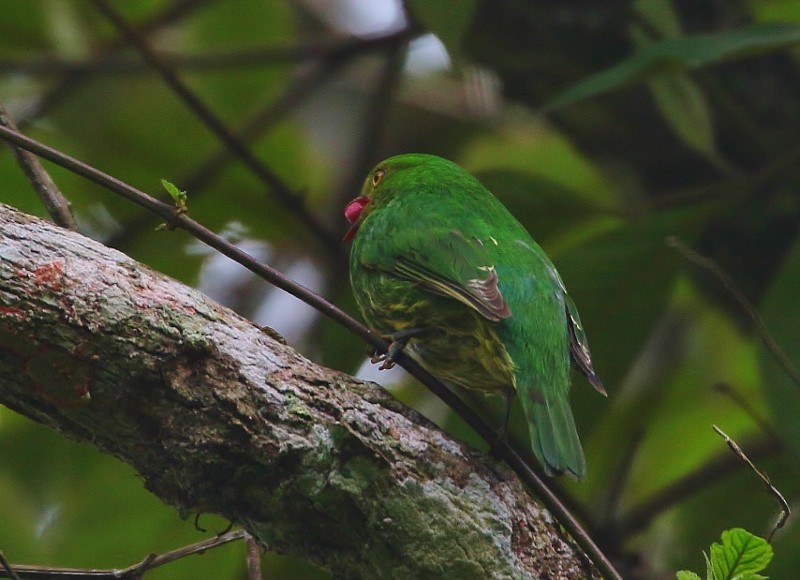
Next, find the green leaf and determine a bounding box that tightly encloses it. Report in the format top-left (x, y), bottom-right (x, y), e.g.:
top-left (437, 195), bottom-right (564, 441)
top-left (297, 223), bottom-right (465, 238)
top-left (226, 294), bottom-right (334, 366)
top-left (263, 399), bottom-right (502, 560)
top-left (160, 178), bottom-right (187, 210)
top-left (647, 71), bottom-right (716, 158)
top-left (546, 22), bottom-right (800, 110)
top-left (709, 528), bottom-right (772, 580)
top-left (634, 0), bottom-right (681, 38)
top-left (676, 571), bottom-right (703, 580)
top-left (626, 15), bottom-right (720, 166)
top-left (405, 0), bottom-right (478, 60)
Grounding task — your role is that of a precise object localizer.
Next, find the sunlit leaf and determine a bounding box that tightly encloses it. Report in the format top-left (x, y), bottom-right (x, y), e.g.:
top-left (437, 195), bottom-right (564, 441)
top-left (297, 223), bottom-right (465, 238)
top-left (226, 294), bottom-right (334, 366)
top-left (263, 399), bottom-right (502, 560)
top-left (709, 528), bottom-right (772, 580)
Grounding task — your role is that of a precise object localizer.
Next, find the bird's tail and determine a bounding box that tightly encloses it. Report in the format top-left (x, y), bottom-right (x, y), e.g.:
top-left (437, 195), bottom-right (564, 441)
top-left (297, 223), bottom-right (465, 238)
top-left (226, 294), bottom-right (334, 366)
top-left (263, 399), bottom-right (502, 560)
top-left (522, 390), bottom-right (586, 480)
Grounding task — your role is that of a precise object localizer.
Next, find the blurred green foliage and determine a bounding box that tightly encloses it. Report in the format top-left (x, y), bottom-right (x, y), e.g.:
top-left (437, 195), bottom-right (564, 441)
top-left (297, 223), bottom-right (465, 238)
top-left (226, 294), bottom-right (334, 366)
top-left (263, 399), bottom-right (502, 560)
top-left (2, 0), bottom-right (800, 578)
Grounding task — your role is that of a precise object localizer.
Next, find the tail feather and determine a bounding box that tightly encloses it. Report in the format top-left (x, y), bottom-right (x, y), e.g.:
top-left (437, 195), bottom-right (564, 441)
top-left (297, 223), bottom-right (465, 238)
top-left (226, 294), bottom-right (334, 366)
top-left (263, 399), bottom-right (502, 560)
top-left (524, 392), bottom-right (586, 480)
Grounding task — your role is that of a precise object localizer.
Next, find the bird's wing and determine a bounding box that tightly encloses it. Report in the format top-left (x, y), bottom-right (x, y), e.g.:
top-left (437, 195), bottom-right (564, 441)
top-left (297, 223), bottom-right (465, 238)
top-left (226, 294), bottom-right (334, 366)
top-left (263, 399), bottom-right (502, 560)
top-left (360, 228), bottom-right (511, 322)
top-left (565, 293), bottom-right (606, 395)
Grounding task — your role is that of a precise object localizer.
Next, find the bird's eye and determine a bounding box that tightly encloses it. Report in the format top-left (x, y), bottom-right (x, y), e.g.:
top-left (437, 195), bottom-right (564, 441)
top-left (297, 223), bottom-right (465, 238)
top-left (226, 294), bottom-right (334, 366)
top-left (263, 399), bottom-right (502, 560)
top-left (372, 169), bottom-right (385, 187)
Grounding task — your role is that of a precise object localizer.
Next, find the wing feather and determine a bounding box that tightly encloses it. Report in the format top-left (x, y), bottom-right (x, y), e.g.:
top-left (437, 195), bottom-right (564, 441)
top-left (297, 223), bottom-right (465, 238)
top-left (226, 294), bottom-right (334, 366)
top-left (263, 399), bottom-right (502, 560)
top-left (362, 229), bottom-right (511, 322)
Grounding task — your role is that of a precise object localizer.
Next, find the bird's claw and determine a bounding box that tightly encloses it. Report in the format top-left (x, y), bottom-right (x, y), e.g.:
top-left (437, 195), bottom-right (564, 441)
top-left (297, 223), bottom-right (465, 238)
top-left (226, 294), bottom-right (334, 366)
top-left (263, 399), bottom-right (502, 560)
top-left (369, 328), bottom-right (424, 371)
top-left (370, 352), bottom-right (396, 370)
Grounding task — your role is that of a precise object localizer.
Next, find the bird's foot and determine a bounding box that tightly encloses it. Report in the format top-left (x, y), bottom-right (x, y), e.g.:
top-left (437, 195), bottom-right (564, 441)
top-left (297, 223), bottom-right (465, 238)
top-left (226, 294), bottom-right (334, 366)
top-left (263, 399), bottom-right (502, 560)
top-left (370, 327), bottom-right (425, 370)
top-left (370, 351), bottom-right (396, 370)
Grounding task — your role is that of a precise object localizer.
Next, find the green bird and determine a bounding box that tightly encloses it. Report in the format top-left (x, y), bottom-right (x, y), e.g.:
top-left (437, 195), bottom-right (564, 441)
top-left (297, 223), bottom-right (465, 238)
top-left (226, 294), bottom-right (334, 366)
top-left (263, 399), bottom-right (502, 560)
top-left (344, 153), bottom-right (605, 479)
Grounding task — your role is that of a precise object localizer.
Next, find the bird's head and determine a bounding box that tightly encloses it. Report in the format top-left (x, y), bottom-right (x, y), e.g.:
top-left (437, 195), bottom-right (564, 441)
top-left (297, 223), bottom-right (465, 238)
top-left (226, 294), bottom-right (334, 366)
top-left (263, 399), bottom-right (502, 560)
top-left (344, 154), bottom-right (447, 241)
top-left (344, 155), bottom-right (416, 241)
top-left (343, 162), bottom-right (392, 241)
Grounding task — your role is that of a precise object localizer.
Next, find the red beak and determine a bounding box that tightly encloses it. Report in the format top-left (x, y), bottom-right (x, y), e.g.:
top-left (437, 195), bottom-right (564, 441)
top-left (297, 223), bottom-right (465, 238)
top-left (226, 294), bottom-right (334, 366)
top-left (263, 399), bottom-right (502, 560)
top-left (343, 196), bottom-right (369, 241)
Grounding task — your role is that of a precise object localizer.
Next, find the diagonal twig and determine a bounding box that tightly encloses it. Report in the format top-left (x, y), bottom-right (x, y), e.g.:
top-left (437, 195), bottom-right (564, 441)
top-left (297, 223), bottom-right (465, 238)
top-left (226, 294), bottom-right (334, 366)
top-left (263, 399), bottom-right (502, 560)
top-left (667, 236), bottom-right (800, 390)
top-left (713, 425), bottom-right (790, 542)
top-left (0, 552), bottom-right (21, 580)
top-left (90, 0), bottom-right (343, 258)
top-left (332, 42), bottom-right (407, 214)
top-left (106, 51), bottom-right (349, 249)
top-left (0, 122), bottom-right (623, 580)
top-left (713, 382), bottom-right (778, 439)
top-left (0, 101), bottom-right (77, 231)
top-left (612, 434), bottom-right (782, 538)
top-left (13, 0), bottom-right (216, 127)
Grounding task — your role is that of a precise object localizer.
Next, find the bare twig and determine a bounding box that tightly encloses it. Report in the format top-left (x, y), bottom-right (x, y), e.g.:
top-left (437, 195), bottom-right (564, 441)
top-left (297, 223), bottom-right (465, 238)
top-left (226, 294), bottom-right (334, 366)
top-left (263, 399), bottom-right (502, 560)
top-left (667, 236), bottom-right (800, 389)
top-left (0, 101), bottom-right (77, 231)
top-left (100, 29), bottom-right (414, 250)
top-left (90, 0), bottom-right (344, 259)
top-left (713, 382), bottom-right (778, 438)
top-left (119, 530), bottom-right (247, 577)
top-left (333, 42), bottom-right (407, 213)
top-left (598, 427), bottom-right (645, 525)
top-left (712, 425), bottom-right (790, 542)
top-left (613, 434), bottom-right (782, 538)
top-left (0, 33), bottom-right (414, 76)
top-left (0, 552), bottom-right (21, 580)
top-left (14, 0), bottom-right (216, 127)
top-left (0, 530), bottom-right (245, 579)
top-left (244, 533), bottom-right (261, 580)
top-left (0, 123), bottom-right (622, 580)
top-left (107, 53), bottom-right (348, 249)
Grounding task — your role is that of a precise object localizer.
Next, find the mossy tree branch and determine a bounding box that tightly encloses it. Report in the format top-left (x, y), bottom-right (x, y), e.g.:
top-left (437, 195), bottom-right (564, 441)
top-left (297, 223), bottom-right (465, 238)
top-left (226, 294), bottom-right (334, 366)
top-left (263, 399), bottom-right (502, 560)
top-left (0, 203), bottom-right (594, 578)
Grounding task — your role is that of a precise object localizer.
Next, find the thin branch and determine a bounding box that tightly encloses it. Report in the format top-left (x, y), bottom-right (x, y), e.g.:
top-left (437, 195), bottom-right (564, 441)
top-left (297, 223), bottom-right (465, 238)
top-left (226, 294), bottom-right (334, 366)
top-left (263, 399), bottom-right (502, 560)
top-left (0, 553), bottom-right (20, 580)
top-left (333, 42), bottom-right (407, 214)
top-left (0, 531), bottom-right (245, 579)
top-left (244, 533), bottom-right (261, 580)
top-left (598, 427), bottom-right (645, 525)
top-left (612, 434), bottom-right (783, 538)
top-left (90, 0), bottom-right (344, 259)
top-left (0, 123), bottom-right (622, 580)
top-left (713, 382), bottom-right (778, 439)
top-left (106, 53), bottom-right (349, 249)
top-left (667, 236), bottom-right (800, 389)
top-left (14, 0), bottom-right (216, 127)
top-left (712, 425), bottom-right (790, 542)
top-left (119, 530), bottom-right (247, 577)
top-left (0, 101), bottom-right (77, 231)
top-left (0, 34), bottom-right (414, 76)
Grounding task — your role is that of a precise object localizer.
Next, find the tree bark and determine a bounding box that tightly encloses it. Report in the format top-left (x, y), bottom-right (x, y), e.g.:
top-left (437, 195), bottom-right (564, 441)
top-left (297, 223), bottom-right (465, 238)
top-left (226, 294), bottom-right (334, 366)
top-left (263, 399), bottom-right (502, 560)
top-left (0, 203), bottom-right (594, 579)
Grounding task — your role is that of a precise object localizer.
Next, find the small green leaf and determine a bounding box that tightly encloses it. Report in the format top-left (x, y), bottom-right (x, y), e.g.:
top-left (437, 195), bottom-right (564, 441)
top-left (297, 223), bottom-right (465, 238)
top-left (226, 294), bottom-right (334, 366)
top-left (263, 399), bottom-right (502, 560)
top-left (676, 570), bottom-right (703, 580)
top-left (160, 178), bottom-right (187, 210)
top-left (546, 22), bottom-right (800, 110)
top-left (709, 528), bottom-right (773, 580)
